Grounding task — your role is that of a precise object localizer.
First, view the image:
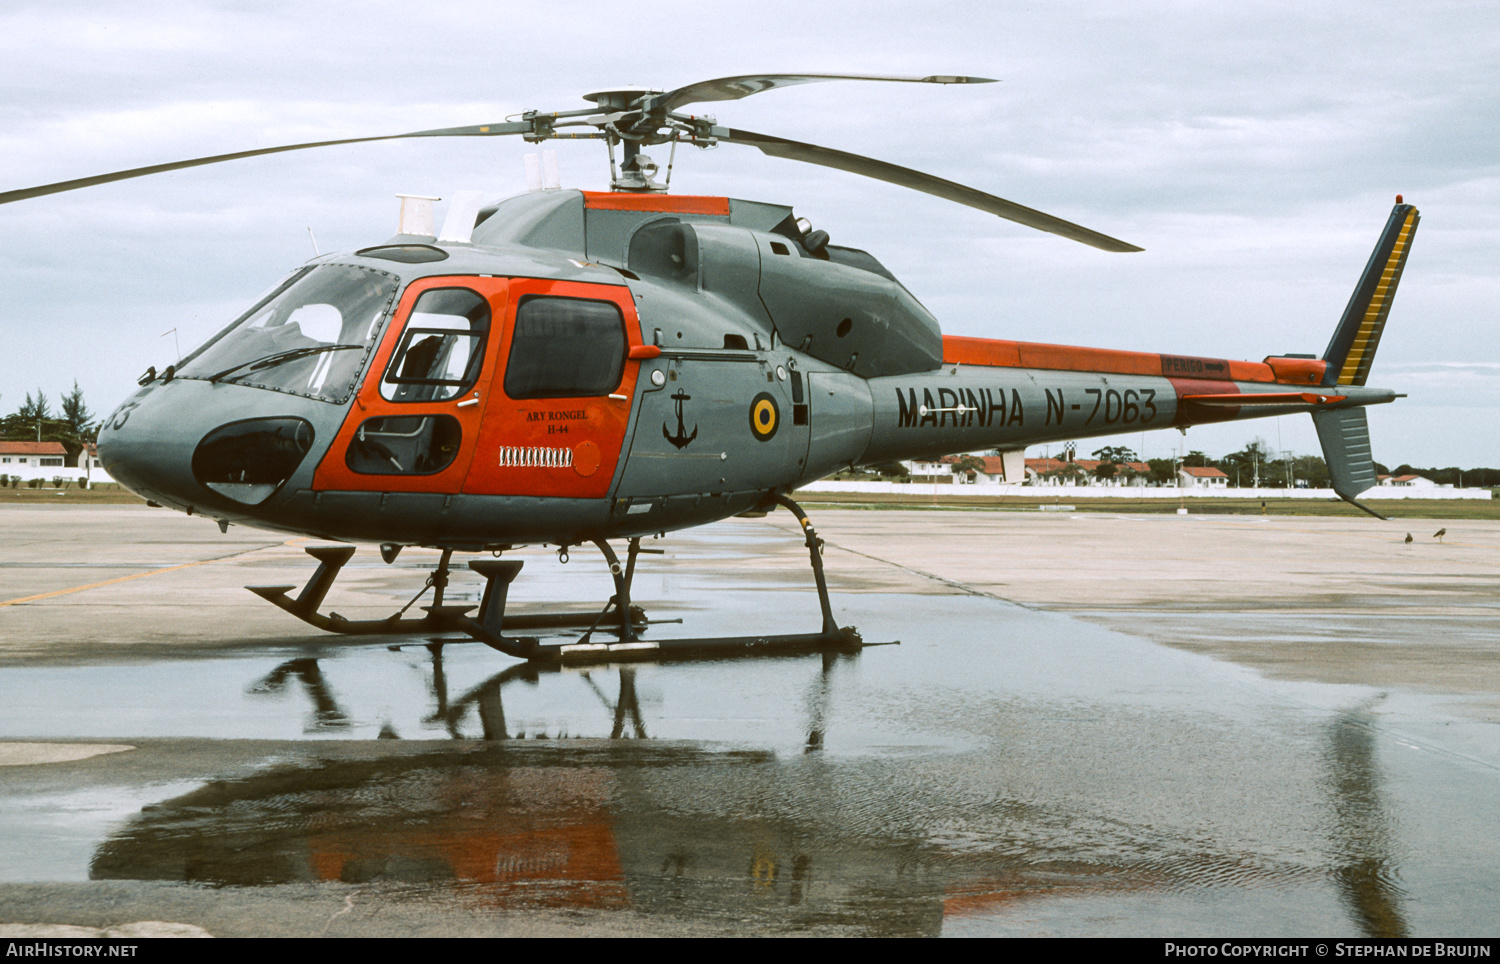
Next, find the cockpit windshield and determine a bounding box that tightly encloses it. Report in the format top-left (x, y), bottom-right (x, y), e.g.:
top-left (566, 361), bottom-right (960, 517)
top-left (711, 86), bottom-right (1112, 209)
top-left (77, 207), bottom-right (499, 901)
top-left (177, 264), bottom-right (399, 403)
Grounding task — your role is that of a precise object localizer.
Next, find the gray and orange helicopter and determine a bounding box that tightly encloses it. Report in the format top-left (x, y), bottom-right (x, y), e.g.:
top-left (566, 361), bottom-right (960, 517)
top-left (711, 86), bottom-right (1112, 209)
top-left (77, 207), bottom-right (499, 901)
top-left (2, 74), bottom-right (1416, 663)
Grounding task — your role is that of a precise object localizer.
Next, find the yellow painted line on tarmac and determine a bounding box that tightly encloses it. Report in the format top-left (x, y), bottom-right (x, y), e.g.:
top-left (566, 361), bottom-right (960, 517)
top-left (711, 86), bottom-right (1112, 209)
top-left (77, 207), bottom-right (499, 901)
top-left (0, 543), bottom-right (284, 608)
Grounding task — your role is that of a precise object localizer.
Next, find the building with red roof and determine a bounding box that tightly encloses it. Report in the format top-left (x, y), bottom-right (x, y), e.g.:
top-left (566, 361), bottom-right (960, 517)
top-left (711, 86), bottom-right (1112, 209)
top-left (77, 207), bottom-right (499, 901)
top-left (1178, 466), bottom-right (1229, 487)
top-left (0, 441), bottom-right (68, 467)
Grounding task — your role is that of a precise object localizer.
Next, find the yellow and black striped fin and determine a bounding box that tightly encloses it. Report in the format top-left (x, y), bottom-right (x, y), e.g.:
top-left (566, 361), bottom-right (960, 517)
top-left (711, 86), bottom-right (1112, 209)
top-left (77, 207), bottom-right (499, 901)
top-left (1323, 201), bottom-right (1420, 386)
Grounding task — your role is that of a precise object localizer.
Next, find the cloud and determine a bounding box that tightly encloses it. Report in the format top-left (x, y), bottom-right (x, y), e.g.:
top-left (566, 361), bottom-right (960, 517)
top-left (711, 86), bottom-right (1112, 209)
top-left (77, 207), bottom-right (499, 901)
top-left (0, 0), bottom-right (1496, 467)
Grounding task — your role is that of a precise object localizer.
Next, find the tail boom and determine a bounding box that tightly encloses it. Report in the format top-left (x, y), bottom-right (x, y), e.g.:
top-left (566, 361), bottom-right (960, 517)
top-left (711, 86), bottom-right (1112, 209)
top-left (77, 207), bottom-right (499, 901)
top-left (858, 202), bottom-right (1414, 494)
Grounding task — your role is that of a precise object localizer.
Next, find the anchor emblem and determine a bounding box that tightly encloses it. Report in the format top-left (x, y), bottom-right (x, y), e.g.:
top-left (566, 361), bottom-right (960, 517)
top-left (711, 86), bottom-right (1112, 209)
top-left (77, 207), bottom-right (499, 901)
top-left (663, 390), bottom-right (698, 449)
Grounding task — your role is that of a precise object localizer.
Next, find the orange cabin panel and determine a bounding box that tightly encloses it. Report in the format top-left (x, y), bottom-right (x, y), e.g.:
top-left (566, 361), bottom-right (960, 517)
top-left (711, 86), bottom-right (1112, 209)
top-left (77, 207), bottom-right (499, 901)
top-left (462, 278), bottom-right (643, 500)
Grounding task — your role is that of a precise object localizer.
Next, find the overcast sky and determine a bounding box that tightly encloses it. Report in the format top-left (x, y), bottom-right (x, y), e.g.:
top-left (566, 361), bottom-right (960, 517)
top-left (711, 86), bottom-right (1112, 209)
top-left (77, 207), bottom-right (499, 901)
top-left (2, 0), bottom-right (1496, 467)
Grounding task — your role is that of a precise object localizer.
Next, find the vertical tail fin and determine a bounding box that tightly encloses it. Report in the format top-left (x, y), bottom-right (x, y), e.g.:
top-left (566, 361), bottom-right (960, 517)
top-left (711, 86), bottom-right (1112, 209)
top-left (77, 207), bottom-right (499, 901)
top-left (1312, 201), bottom-right (1417, 519)
top-left (1323, 201), bottom-right (1419, 386)
top-left (1314, 407), bottom-right (1387, 518)
top-left (1326, 202), bottom-right (1416, 386)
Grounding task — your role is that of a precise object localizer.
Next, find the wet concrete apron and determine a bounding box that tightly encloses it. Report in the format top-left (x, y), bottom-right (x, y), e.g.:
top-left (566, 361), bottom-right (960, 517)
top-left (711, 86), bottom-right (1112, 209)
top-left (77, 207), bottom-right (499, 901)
top-left (1, 508), bottom-right (1497, 936)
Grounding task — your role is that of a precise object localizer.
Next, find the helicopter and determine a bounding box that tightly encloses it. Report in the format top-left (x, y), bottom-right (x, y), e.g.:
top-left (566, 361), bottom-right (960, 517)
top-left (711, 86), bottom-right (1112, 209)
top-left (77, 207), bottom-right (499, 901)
top-left (2, 73), bottom-right (1417, 663)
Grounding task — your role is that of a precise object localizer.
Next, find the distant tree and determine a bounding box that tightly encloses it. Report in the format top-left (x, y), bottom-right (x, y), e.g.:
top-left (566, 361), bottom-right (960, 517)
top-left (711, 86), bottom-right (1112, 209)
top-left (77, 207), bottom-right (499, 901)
top-left (1181, 450), bottom-right (1213, 468)
top-left (862, 460), bottom-right (910, 479)
top-left (3, 391), bottom-right (41, 439)
top-left (951, 455), bottom-right (986, 475)
top-left (1220, 439), bottom-right (1272, 485)
top-left (1091, 445), bottom-right (1137, 464)
top-left (1044, 461), bottom-right (1086, 483)
top-left (3, 390), bottom-right (59, 442)
top-left (1395, 464), bottom-right (1437, 483)
top-left (2, 386), bottom-right (95, 458)
top-left (58, 382), bottom-right (97, 466)
top-left (60, 383), bottom-right (94, 439)
top-left (1092, 461), bottom-right (1118, 482)
top-left (25, 390), bottom-right (50, 423)
top-left (1146, 458), bottom-right (1178, 485)
top-left (1376, 463), bottom-right (1500, 488)
top-left (1291, 455), bottom-right (1330, 487)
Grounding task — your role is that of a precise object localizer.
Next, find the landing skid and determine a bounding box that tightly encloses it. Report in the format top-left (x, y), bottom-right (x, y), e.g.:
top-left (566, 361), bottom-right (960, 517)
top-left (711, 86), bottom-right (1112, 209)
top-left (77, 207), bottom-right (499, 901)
top-left (248, 544), bottom-right (646, 638)
top-left (247, 495), bottom-right (874, 663)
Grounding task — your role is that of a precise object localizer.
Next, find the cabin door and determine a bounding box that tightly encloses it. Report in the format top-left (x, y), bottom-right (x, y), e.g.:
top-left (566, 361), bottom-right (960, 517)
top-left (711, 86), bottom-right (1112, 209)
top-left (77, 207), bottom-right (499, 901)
top-left (314, 276), bottom-right (504, 493)
top-left (463, 279), bottom-right (644, 500)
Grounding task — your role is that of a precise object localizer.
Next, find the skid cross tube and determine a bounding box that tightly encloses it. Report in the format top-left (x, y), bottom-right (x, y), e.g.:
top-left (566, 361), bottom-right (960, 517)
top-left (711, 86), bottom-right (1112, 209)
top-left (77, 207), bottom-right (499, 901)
top-left (452, 495), bottom-right (868, 663)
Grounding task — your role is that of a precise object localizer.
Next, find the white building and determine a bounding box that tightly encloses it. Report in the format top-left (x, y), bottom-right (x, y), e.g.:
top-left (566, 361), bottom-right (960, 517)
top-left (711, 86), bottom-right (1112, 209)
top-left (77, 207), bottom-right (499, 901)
top-left (1178, 466), bottom-right (1229, 488)
top-left (0, 441), bottom-right (109, 485)
top-left (1380, 474), bottom-right (1438, 488)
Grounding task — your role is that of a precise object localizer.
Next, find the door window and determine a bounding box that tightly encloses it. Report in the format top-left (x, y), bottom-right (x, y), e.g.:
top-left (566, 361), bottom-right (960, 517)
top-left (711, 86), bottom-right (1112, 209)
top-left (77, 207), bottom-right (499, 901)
top-left (503, 296), bottom-right (626, 399)
top-left (380, 288), bottom-right (491, 403)
top-left (344, 415), bottom-right (462, 475)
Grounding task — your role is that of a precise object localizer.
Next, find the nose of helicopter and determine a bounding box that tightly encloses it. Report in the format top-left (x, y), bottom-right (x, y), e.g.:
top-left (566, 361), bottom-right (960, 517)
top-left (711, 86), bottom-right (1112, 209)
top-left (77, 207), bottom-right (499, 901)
top-left (97, 379), bottom-right (331, 517)
top-left (97, 382), bottom-right (204, 510)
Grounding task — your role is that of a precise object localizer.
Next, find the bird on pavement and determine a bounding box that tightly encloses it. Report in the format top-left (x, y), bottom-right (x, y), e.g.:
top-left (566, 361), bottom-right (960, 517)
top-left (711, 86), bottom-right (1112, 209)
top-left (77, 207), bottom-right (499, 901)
top-left (1405, 533), bottom-right (1413, 544)
top-left (1434, 528), bottom-right (1448, 543)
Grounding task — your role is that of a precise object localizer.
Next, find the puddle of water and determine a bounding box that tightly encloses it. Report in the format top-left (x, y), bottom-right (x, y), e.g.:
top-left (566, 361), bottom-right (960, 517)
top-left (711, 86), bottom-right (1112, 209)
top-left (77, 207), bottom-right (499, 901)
top-left (2, 593), bottom-right (1498, 936)
top-left (0, 781), bottom-right (201, 883)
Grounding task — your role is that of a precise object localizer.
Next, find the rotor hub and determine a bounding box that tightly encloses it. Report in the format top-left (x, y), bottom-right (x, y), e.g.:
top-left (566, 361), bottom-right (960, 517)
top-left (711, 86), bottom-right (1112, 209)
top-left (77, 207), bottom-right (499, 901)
top-left (582, 87), bottom-right (661, 112)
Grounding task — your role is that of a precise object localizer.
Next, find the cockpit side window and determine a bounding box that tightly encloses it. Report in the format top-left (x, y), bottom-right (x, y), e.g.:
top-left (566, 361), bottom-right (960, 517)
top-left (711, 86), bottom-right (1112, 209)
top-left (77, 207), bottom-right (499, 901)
top-left (504, 296), bottom-right (626, 399)
top-left (380, 288), bottom-right (491, 403)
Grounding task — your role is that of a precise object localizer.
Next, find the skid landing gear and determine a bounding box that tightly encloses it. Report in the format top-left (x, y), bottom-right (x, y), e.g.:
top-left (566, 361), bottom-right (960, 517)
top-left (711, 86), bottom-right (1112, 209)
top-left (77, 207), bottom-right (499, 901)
top-left (248, 495), bottom-right (872, 663)
top-left (247, 545), bottom-right (647, 639)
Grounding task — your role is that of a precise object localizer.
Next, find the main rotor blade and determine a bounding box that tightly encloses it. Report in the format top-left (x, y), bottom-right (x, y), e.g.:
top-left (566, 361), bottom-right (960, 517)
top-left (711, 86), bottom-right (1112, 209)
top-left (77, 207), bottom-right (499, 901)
top-left (656, 73), bottom-right (996, 114)
top-left (721, 127), bottom-right (1143, 253)
top-left (0, 121), bottom-right (531, 207)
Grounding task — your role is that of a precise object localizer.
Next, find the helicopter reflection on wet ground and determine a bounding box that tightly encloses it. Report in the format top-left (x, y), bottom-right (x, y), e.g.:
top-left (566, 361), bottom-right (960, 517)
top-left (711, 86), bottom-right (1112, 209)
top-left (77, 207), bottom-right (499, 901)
top-left (4, 592), bottom-right (1500, 937)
